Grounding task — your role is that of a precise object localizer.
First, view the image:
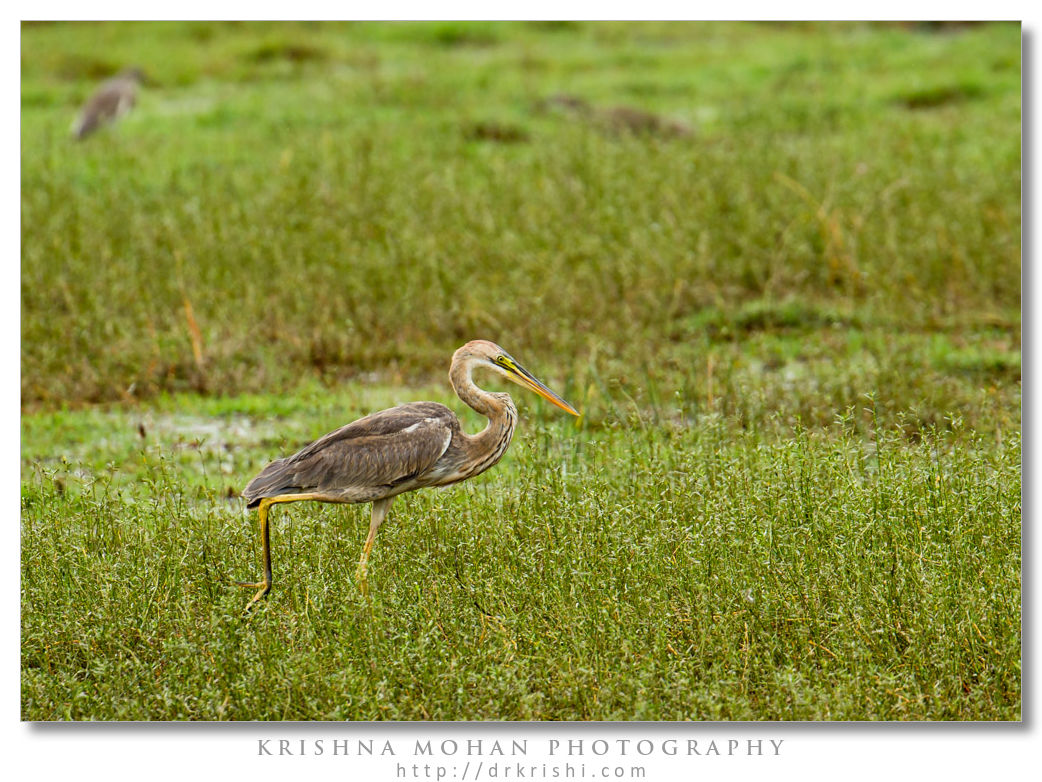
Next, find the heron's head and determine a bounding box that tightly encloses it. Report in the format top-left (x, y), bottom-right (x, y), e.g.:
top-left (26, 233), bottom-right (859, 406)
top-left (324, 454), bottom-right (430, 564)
top-left (454, 340), bottom-right (580, 416)
top-left (119, 67), bottom-right (147, 84)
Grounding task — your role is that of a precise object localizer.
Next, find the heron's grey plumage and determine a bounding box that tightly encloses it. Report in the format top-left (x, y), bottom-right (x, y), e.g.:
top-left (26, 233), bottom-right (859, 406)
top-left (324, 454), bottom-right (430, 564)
top-left (243, 402), bottom-right (458, 507)
top-left (71, 67), bottom-right (144, 140)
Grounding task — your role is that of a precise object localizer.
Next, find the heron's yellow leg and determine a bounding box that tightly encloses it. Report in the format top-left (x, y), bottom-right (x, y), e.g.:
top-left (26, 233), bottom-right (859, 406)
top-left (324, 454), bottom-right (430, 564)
top-left (356, 537), bottom-right (374, 598)
top-left (236, 492), bottom-right (326, 612)
top-left (236, 500), bottom-right (271, 581)
top-left (355, 497), bottom-right (395, 595)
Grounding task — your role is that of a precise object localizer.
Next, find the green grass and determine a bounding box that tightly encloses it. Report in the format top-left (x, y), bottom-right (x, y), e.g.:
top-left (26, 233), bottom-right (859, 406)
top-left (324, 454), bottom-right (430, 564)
top-left (21, 391), bottom-right (1021, 720)
top-left (20, 21), bottom-right (1021, 720)
top-left (21, 20), bottom-right (1020, 407)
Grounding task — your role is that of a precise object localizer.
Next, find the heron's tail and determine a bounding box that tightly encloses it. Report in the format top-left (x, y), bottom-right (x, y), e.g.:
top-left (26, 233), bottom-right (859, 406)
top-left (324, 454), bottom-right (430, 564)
top-left (242, 456), bottom-right (300, 508)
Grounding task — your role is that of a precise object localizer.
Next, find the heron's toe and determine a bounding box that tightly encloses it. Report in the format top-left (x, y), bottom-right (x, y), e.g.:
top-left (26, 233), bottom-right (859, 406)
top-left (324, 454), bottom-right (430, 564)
top-left (354, 565), bottom-right (370, 595)
top-left (234, 579), bottom-right (267, 589)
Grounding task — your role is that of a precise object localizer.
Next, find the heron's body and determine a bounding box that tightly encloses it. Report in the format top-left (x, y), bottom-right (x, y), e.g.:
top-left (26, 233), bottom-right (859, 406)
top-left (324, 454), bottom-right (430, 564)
top-left (236, 340), bottom-right (577, 610)
top-left (71, 67), bottom-right (144, 140)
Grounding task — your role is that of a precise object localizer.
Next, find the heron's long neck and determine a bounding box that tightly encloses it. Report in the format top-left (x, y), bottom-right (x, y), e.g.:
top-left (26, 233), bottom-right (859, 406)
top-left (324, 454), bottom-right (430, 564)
top-left (450, 358), bottom-right (518, 475)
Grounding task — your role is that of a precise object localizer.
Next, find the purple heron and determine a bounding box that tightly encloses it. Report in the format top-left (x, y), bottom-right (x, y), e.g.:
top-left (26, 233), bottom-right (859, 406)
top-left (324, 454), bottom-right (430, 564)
top-left (236, 340), bottom-right (579, 610)
top-left (71, 67), bottom-right (144, 141)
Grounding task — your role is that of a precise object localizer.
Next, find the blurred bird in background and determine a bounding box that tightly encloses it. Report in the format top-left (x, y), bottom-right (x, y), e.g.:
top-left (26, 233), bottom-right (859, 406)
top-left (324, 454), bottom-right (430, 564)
top-left (70, 67), bottom-right (145, 140)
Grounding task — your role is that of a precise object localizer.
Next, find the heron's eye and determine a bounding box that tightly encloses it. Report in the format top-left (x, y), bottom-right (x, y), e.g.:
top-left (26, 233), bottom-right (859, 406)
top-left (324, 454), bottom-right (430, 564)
top-left (495, 356), bottom-right (514, 370)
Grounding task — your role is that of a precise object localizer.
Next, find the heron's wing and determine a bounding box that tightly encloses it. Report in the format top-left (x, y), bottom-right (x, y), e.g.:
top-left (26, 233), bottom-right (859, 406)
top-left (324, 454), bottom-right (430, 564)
top-left (243, 402), bottom-right (457, 506)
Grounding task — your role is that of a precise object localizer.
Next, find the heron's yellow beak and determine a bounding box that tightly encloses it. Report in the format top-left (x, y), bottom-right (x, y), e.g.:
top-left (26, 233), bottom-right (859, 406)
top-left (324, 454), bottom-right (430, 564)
top-left (496, 356), bottom-right (580, 416)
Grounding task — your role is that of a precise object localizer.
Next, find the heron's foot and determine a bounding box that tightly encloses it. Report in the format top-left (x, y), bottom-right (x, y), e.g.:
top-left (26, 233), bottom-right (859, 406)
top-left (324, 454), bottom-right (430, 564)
top-left (355, 561), bottom-right (370, 597)
top-left (242, 587), bottom-right (271, 613)
top-left (232, 576), bottom-right (271, 612)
